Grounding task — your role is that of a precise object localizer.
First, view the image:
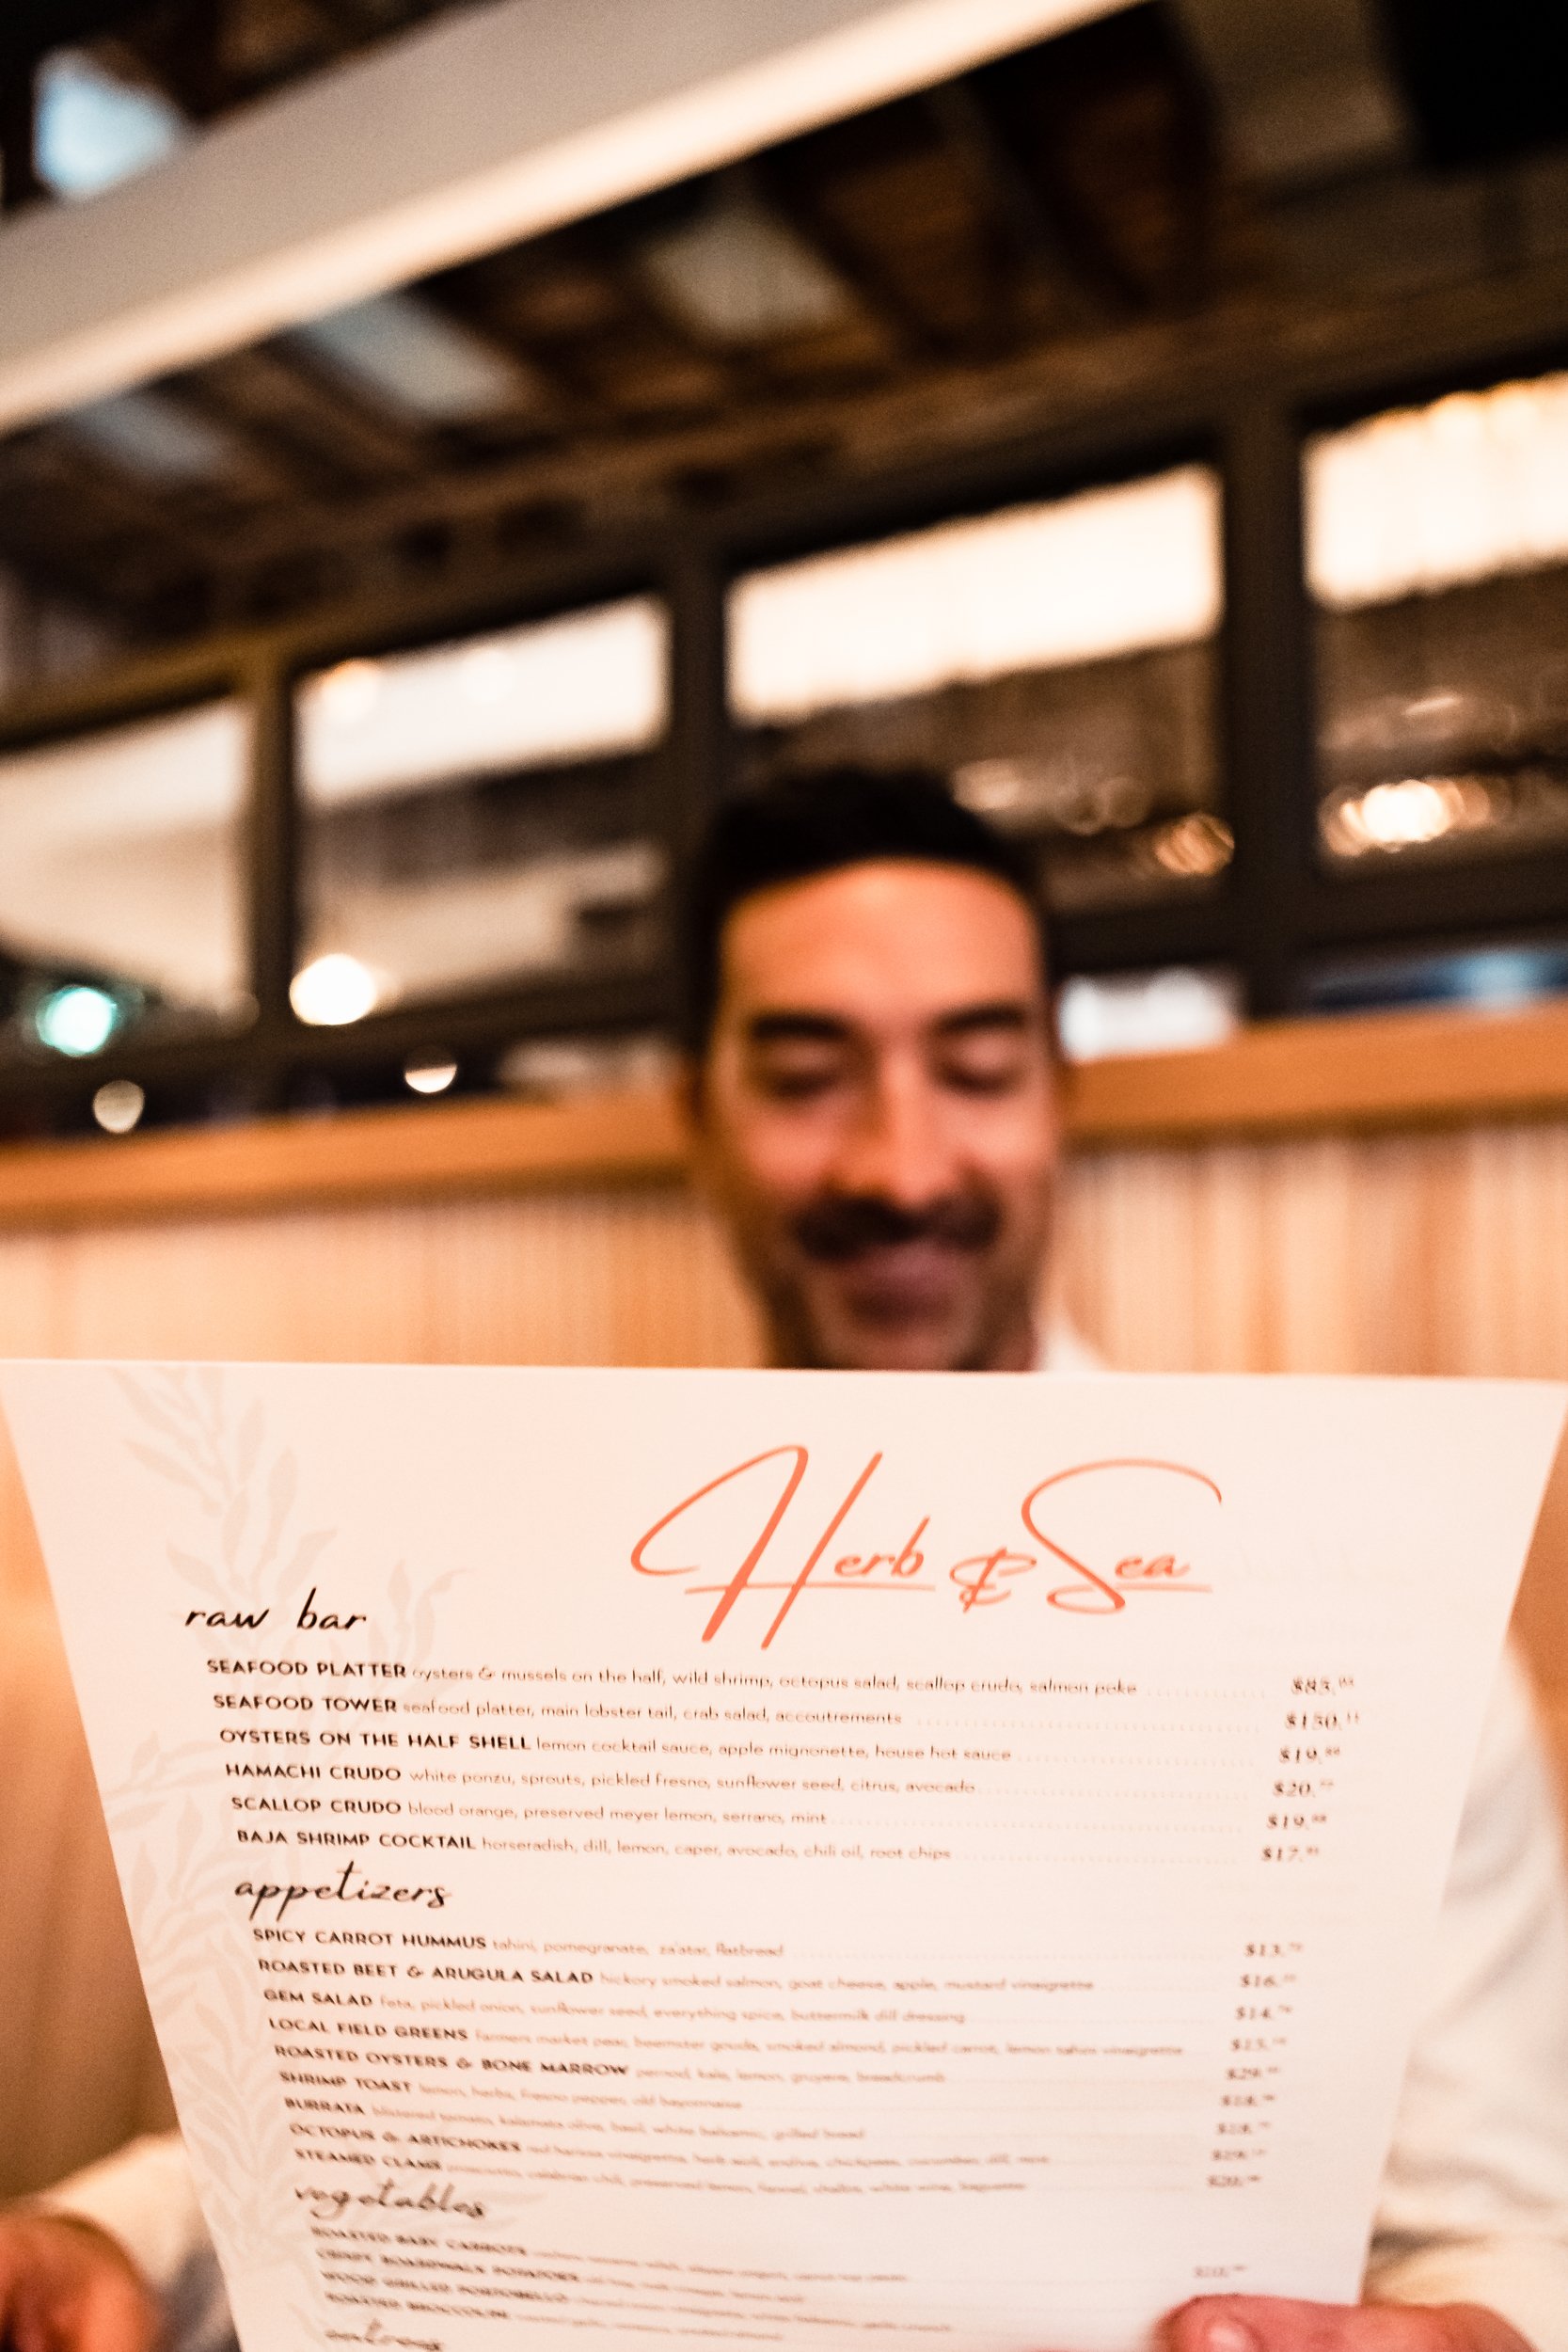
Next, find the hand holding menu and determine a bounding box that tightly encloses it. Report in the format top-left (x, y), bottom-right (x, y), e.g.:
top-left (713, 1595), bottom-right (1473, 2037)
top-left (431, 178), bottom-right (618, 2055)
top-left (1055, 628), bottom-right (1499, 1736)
top-left (4, 1362), bottom-right (1561, 2352)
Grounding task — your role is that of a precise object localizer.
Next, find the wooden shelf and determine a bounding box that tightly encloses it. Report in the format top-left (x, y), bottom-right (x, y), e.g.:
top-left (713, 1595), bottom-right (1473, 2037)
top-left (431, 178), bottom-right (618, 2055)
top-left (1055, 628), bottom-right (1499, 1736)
top-left (3, 995), bottom-right (1568, 1230)
top-left (0, 1087), bottom-right (688, 1231)
top-left (1062, 994), bottom-right (1568, 1144)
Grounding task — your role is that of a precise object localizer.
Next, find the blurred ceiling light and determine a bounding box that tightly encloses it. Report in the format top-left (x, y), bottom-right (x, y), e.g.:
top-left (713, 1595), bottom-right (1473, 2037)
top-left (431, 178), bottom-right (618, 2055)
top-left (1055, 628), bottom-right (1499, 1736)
top-left (1308, 370), bottom-right (1568, 608)
top-left (34, 982), bottom-right (121, 1057)
top-left (732, 468), bottom-right (1221, 723)
top-left (34, 49), bottom-right (184, 201)
top-left (637, 189), bottom-right (853, 343)
top-left (290, 952), bottom-right (381, 1025)
top-left (65, 388), bottom-right (235, 485)
top-left (404, 1057), bottom-right (457, 1095)
top-left (1150, 811), bottom-right (1234, 878)
top-left (292, 291), bottom-right (542, 424)
top-left (299, 599), bottom-right (669, 806)
top-left (92, 1079), bottom-right (146, 1134)
top-left (1322, 774), bottom-right (1494, 856)
top-left (1056, 968), bottom-right (1241, 1063)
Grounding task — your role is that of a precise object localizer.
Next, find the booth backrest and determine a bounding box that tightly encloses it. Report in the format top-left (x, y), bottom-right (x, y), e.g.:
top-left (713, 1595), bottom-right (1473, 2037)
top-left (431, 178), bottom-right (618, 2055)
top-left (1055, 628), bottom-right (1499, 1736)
top-left (0, 1597), bottom-right (175, 2201)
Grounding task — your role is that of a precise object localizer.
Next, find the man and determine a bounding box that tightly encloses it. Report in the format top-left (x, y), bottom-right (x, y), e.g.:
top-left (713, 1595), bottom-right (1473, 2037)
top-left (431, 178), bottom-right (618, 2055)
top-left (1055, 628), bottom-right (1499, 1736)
top-left (4, 769), bottom-right (1566, 2352)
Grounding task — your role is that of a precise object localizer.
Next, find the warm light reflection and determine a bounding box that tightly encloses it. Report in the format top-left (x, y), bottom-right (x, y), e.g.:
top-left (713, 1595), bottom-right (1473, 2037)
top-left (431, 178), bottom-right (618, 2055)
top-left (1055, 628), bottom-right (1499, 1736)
top-left (404, 1057), bottom-right (458, 1095)
top-left (954, 757), bottom-right (1154, 836)
top-left (1322, 775), bottom-right (1495, 857)
top-left (290, 952), bottom-right (381, 1025)
top-left (92, 1079), bottom-right (145, 1134)
top-left (1150, 812), bottom-right (1233, 878)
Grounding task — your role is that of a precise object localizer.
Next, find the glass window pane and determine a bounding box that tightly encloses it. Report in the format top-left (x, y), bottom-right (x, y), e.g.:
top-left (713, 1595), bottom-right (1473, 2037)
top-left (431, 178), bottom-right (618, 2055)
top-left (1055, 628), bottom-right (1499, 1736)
top-left (0, 702), bottom-right (250, 1070)
top-left (294, 596), bottom-right (670, 1019)
top-left (1308, 373), bottom-right (1568, 870)
top-left (728, 467), bottom-right (1226, 914)
top-left (1304, 942), bottom-right (1568, 1018)
top-left (1055, 967), bottom-right (1241, 1061)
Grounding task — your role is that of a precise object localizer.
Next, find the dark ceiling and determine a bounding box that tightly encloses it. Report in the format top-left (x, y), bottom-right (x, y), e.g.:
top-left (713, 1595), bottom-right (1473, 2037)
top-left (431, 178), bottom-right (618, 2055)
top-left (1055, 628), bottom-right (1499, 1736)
top-left (0, 0), bottom-right (461, 113)
top-left (1379, 0), bottom-right (1568, 173)
top-left (2, 0), bottom-right (1568, 665)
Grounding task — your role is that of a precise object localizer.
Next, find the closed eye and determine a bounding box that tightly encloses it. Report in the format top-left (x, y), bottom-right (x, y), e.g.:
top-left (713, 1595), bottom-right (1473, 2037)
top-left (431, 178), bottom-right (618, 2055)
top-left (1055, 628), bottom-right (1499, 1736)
top-left (743, 1015), bottom-right (856, 1100)
top-left (932, 1009), bottom-right (1042, 1094)
top-left (746, 1042), bottom-right (855, 1100)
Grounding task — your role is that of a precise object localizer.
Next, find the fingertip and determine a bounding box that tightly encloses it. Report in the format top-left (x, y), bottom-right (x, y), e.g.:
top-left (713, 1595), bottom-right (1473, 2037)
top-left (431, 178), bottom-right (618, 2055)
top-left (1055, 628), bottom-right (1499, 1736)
top-left (1155, 2298), bottom-right (1202, 2352)
top-left (1160, 2299), bottom-right (1264, 2352)
top-left (74, 2270), bottom-right (160, 2352)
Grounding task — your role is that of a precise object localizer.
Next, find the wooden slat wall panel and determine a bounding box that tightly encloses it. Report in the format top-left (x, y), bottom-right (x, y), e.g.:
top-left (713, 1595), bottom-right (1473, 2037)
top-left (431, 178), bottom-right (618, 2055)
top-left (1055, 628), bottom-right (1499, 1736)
top-left (0, 1605), bottom-right (177, 2198)
top-left (0, 1188), bottom-right (762, 1613)
top-left (1057, 1126), bottom-right (1568, 1777)
top-left (1057, 1125), bottom-right (1568, 1378)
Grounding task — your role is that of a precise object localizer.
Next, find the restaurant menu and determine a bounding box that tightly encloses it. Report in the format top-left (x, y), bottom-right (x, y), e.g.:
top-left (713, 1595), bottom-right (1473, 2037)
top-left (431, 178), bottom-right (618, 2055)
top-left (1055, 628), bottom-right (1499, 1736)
top-left (3, 1361), bottom-right (1562, 2352)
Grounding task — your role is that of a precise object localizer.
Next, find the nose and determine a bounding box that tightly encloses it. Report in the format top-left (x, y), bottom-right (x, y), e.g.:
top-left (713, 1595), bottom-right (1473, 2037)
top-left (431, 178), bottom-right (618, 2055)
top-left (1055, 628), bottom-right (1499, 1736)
top-left (832, 1056), bottom-right (958, 1209)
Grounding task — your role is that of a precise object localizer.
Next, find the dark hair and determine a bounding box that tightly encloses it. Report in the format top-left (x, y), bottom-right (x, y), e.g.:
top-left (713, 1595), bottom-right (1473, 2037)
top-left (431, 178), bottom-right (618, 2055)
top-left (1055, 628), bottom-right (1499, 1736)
top-left (677, 765), bottom-right (1049, 1052)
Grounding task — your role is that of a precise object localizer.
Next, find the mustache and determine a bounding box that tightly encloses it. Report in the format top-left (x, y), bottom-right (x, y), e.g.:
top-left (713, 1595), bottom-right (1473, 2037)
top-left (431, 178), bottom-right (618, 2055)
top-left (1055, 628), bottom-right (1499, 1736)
top-left (791, 1192), bottom-right (1002, 1263)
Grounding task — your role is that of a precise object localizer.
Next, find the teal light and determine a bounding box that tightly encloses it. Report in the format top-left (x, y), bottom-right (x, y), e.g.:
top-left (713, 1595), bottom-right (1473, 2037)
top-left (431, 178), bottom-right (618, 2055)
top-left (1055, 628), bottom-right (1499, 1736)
top-left (34, 984), bottom-right (121, 1057)
top-left (35, 51), bottom-right (184, 201)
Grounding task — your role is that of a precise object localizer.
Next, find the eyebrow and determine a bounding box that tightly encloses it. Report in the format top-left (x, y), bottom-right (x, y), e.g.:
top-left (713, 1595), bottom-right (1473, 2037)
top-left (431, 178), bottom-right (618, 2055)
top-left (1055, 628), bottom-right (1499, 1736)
top-left (743, 1012), bottom-right (855, 1046)
top-left (742, 1002), bottom-right (1038, 1047)
top-left (931, 1002), bottom-right (1037, 1040)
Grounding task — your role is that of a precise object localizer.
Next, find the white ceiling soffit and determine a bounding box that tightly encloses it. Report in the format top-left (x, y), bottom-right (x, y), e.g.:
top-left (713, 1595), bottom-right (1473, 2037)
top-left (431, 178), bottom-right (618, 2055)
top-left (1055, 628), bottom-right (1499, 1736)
top-left (0, 0), bottom-right (1128, 439)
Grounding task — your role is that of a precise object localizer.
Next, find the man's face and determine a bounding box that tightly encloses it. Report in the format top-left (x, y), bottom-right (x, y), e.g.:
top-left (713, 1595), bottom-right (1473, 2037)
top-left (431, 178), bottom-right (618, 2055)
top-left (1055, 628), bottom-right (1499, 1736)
top-left (690, 859), bottom-right (1060, 1373)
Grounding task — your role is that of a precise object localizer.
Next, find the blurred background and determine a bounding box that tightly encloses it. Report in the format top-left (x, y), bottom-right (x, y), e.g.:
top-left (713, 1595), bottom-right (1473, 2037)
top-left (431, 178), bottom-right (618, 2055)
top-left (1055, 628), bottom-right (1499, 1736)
top-left (6, 0), bottom-right (1568, 2208)
top-left (6, 0), bottom-right (1568, 1129)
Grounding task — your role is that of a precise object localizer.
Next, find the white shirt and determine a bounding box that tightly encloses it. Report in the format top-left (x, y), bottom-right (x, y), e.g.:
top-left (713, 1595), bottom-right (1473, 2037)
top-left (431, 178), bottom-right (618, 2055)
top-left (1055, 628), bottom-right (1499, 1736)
top-left (38, 1337), bottom-right (1568, 2348)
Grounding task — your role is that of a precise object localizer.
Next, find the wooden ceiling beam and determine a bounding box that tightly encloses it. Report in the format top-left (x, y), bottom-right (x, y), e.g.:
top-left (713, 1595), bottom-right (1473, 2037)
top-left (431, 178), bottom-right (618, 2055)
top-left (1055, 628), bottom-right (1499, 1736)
top-left (19, 164), bottom-right (1568, 631)
top-left (192, 342), bottom-right (432, 483)
top-left (223, 246), bottom-right (1568, 594)
top-left (750, 149), bottom-right (946, 362)
top-left (922, 78), bottom-right (1118, 329)
top-left (0, 487), bottom-right (151, 623)
top-left (7, 426), bottom-right (238, 576)
top-left (105, 1), bottom-right (227, 122)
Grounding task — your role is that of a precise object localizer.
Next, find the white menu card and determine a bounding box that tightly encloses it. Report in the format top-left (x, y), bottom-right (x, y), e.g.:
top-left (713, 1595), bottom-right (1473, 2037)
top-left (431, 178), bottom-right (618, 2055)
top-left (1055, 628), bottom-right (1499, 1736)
top-left (4, 1361), bottom-right (1562, 2352)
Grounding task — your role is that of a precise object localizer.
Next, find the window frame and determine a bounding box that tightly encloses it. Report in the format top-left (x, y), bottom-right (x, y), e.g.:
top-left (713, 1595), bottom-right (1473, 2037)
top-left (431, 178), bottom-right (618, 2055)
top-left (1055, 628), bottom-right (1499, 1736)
top-left (8, 302), bottom-right (1568, 1130)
